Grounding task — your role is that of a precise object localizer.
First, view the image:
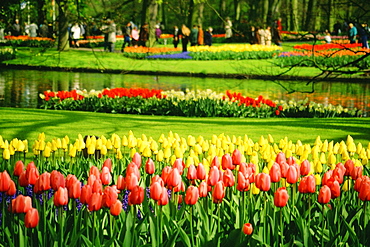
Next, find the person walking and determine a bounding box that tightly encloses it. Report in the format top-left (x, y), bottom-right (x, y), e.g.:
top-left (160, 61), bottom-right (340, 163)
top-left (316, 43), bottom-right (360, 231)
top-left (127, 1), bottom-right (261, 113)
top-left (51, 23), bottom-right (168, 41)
top-left (348, 22), bottom-right (357, 44)
top-left (173, 26), bottom-right (180, 48)
top-left (28, 21), bottom-right (38, 37)
top-left (121, 22), bottom-right (132, 52)
top-left (107, 19), bottom-right (116, 52)
top-left (359, 23), bottom-right (369, 48)
top-left (190, 25), bottom-right (198, 46)
top-left (138, 23), bottom-right (149, 47)
top-left (71, 22), bottom-right (81, 48)
top-left (204, 27), bottom-right (213, 46)
top-left (180, 24), bottom-right (190, 52)
top-left (197, 25), bottom-right (204, 45)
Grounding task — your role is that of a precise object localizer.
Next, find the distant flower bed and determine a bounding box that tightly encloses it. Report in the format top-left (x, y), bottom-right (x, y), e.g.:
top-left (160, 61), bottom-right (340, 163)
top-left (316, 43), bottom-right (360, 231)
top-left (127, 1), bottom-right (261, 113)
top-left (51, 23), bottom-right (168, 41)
top-left (39, 87), bottom-right (362, 118)
top-left (0, 47), bottom-right (15, 62)
top-left (4, 36), bottom-right (55, 47)
top-left (275, 43), bottom-right (370, 67)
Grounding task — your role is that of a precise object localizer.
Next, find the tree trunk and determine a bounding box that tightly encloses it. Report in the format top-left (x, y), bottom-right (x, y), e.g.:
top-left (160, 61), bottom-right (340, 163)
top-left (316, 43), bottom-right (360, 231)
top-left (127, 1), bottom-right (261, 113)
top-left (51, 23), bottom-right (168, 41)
top-left (187, 0), bottom-right (194, 27)
top-left (140, 0), bottom-right (148, 26)
top-left (262, 0), bottom-right (269, 25)
top-left (57, 0), bottom-right (69, 51)
top-left (194, 3), bottom-right (204, 28)
top-left (148, 0), bottom-right (157, 47)
top-left (290, 0), bottom-right (299, 31)
top-left (305, 0), bottom-right (317, 31)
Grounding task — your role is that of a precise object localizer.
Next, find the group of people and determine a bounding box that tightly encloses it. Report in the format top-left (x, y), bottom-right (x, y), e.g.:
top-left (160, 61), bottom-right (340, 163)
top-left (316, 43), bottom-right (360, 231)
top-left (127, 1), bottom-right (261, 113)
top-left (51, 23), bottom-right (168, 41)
top-left (0, 19), bottom-right (51, 39)
top-left (249, 25), bottom-right (282, 46)
top-left (175, 24), bottom-right (213, 52)
top-left (348, 22), bottom-right (369, 48)
top-left (121, 21), bottom-right (149, 51)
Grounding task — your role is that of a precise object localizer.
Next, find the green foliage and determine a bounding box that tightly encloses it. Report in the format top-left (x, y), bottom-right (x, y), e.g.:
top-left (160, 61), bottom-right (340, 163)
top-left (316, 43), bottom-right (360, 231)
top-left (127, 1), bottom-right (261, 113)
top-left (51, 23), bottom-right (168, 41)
top-left (0, 47), bottom-right (15, 62)
top-left (190, 50), bottom-right (277, 60)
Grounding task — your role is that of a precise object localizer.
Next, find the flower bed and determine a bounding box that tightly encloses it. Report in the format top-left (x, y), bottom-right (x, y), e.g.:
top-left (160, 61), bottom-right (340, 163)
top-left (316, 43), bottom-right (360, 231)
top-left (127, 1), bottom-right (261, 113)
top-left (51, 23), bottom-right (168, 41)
top-left (0, 132), bottom-right (369, 246)
top-left (39, 87), bottom-right (362, 118)
top-left (4, 36), bottom-right (55, 48)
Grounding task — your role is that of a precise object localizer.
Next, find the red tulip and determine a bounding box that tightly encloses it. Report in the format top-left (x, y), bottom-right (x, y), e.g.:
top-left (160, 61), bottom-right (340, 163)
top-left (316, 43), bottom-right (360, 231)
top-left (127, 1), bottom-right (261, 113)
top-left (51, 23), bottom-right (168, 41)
top-left (34, 172), bottom-right (51, 194)
top-left (286, 165), bottom-right (299, 184)
top-left (274, 187), bottom-right (289, 207)
top-left (300, 160), bottom-right (311, 176)
top-left (196, 163), bottom-right (206, 180)
top-left (172, 158), bottom-right (185, 175)
top-left (0, 171), bottom-right (12, 192)
top-left (232, 149), bottom-right (242, 165)
top-left (12, 195), bottom-right (32, 213)
top-left (125, 173), bottom-right (139, 191)
top-left (19, 170), bottom-right (29, 187)
top-left (269, 162), bottom-right (281, 183)
top-left (13, 160), bottom-right (24, 177)
top-left (275, 152), bottom-right (286, 165)
top-left (110, 200), bottom-right (122, 216)
top-left (185, 185), bottom-right (199, 205)
top-left (298, 175), bottom-right (316, 194)
top-left (102, 186), bottom-right (119, 208)
top-left (327, 180), bottom-right (340, 199)
top-left (223, 169), bottom-right (235, 187)
top-left (89, 166), bottom-right (100, 179)
top-left (117, 175), bottom-right (126, 190)
top-left (321, 170), bottom-right (333, 186)
top-left (151, 175), bottom-right (164, 187)
top-left (351, 166), bottom-right (363, 180)
top-left (26, 166), bottom-right (39, 186)
top-left (126, 162), bottom-right (140, 180)
top-left (128, 185), bottom-right (144, 205)
top-left (88, 192), bottom-right (103, 211)
top-left (50, 170), bottom-right (65, 191)
top-left (145, 158), bottom-right (155, 175)
top-left (80, 185), bottom-right (92, 204)
top-left (344, 159), bottom-right (354, 176)
top-left (161, 166), bottom-right (172, 185)
top-left (222, 153), bottom-right (235, 170)
top-left (279, 162), bottom-right (289, 178)
top-left (198, 181), bottom-right (208, 197)
top-left (87, 174), bottom-right (98, 186)
top-left (157, 187), bottom-right (169, 206)
top-left (212, 181), bottom-right (225, 204)
top-left (243, 223), bottom-right (253, 235)
top-left (255, 173), bottom-right (271, 191)
top-left (286, 156), bottom-right (296, 166)
top-left (187, 165), bottom-right (197, 181)
top-left (358, 177), bottom-right (370, 201)
top-left (103, 158), bottom-right (112, 172)
top-left (6, 180), bottom-right (16, 196)
top-left (211, 156), bottom-right (220, 169)
top-left (236, 172), bottom-right (250, 192)
top-left (67, 179), bottom-right (81, 199)
top-left (92, 179), bottom-right (103, 194)
top-left (318, 185), bottom-right (331, 204)
top-left (333, 163), bottom-right (345, 184)
top-left (132, 152), bottom-right (142, 168)
top-left (150, 182), bottom-right (163, 201)
top-left (101, 166), bottom-right (112, 185)
top-left (207, 166), bottom-right (220, 186)
top-left (54, 187), bottom-right (68, 207)
top-left (24, 208), bottom-right (39, 228)
top-left (167, 168), bottom-right (182, 191)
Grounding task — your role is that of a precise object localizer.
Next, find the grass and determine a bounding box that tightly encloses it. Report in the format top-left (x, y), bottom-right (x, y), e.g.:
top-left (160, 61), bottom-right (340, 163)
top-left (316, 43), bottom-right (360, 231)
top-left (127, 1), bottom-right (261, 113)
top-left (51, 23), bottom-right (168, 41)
top-left (1, 107), bottom-right (369, 146)
top-left (2, 43), bottom-right (326, 78)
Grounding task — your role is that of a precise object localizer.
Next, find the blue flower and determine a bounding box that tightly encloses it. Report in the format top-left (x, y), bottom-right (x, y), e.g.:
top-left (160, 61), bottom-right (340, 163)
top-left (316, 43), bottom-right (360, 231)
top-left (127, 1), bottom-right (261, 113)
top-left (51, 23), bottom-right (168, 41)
top-left (147, 52), bottom-right (192, 60)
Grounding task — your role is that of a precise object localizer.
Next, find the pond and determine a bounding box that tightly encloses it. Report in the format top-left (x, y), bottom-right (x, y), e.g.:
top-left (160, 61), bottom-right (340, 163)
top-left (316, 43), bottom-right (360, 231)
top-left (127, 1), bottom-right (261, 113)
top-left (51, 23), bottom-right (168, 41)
top-left (0, 68), bottom-right (369, 116)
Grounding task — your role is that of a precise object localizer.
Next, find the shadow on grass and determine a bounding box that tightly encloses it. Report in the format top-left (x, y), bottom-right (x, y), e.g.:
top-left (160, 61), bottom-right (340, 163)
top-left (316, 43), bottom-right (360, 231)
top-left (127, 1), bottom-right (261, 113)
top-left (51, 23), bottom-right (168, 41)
top-left (1, 108), bottom-right (369, 144)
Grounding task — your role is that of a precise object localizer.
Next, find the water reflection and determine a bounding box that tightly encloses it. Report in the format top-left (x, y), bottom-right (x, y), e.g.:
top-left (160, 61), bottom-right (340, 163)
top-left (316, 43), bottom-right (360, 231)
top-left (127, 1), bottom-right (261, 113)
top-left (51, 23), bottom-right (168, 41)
top-left (0, 68), bottom-right (369, 115)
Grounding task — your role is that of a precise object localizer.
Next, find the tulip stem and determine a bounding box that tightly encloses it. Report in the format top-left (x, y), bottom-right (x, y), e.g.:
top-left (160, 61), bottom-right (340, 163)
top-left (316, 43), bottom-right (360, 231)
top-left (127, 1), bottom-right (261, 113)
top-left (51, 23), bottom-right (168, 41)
top-left (321, 204), bottom-right (325, 247)
top-left (59, 207), bottom-right (64, 247)
top-left (189, 206), bottom-right (195, 247)
top-left (92, 211), bottom-right (96, 246)
top-left (279, 208), bottom-right (283, 246)
top-left (131, 205), bottom-right (136, 246)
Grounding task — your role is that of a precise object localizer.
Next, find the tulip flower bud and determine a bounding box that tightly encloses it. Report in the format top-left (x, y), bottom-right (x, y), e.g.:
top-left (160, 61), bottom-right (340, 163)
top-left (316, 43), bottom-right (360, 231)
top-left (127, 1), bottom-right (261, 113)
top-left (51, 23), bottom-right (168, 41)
top-left (243, 223), bottom-right (253, 235)
top-left (25, 208), bottom-right (39, 228)
top-left (274, 187), bottom-right (289, 207)
top-left (318, 185), bottom-right (331, 204)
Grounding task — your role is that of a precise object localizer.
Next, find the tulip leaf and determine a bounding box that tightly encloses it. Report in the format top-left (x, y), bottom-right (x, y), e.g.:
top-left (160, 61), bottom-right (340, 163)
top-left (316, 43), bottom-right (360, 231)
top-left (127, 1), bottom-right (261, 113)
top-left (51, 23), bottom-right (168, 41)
top-left (176, 223), bottom-right (191, 247)
top-left (149, 216), bottom-right (157, 247)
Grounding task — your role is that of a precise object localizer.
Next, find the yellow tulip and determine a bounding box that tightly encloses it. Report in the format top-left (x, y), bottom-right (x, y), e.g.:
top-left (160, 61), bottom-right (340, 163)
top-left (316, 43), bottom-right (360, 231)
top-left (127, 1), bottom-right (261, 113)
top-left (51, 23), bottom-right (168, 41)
top-left (321, 140), bottom-right (328, 153)
top-left (187, 135), bottom-right (196, 147)
top-left (100, 145), bottom-right (107, 156)
top-left (87, 144), bottom-right (95, 155)
top-left (44, 146), bottom-right (51, 158)
top-left (314, 136), bottom-right (322, 146)
top-left (251, 183), bottom-right (260, 195)
top-left (0, 136), bottom-right (4, 148)
top-left (141, 134), bottom-right (148, 142)
top-left (333, 142), bottom-right (340, 154)
top-left (3, 147), bottom-right (10, 160)
top-left (156, 150), bottom-right (164, 162)
top-left (342, 179), bottom-right (351, 192)
top-left (314, 160), bottom-right (323, 173)
top-left (150, 140), bottom-right (159, 152)
top-left (69, 144), bottom-right (76, 158)
top-left (314, 174), bottom-right (321, 185)
top-left (62, 138), bottom-right (68, 150)
top-left (23, 140), bottom-right (28, 153)
top-left (116, 149), bottom-right (123, 160)
top-left (143, 146), bottom-right (152, 157)
top-left (357, 143), bottom-right (363, 155)
top-left (327, 152), bottom-right (336, 167)
top-left (122, 135), bottom-right (128, 147)
top-left (268, 134), bottom-right (274, 143)
top-left (100, 135), bottom-right (107, 145)
top-left (186, 156), bottom-right (194, 167)
top-left (51, 139), bottom-right (58, 151)
top-left (320, 152), bottom-right (326, 164)
top-left (174, 146), bottom-right (183, 158)
top-left (106, 139), bottom-right (113, 150)
top-left (262, 166), bottom-right (269, 174)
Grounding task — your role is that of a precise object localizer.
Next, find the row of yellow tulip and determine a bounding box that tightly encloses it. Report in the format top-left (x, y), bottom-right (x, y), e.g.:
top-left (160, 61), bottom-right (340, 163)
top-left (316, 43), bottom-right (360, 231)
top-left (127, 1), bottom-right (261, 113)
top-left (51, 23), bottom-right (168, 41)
top-left (188, 44), bottom-right (283, 52)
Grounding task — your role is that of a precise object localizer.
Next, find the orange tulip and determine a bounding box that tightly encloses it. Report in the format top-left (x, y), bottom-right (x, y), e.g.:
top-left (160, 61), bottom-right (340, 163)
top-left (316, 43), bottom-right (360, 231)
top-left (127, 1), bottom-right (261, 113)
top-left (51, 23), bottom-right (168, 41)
top-left (232, 149), bottom-right (242, 165)
top-left (101, 166), bottom-right (112, 185)
top-left (26, 165), bottom-right (39, 186)
top-left (275, 152), bottom-right (286, 165)
top-left (117, 175), bottom-right (126, 190)
top-left (318, 185), bottom-right (331, 204)
top-left (80, 185), bottom-right (92, 204)
top-left (110, 200), bottom-right (122, 216)
top-left (102, 186), bottom-right (119, 208)
top-left (88, 192), bottom-right (103, 211)
top-left (222, 153), bottom-right (235, 170)
top-left (151, 175), bottom-right (164, 187)
top-left (298, 175), bottom-right (316, 194)
top-left (255, 173), bottom-right (271, 191)
top-left (161, 166), bottom-right (172, 185)
top-left (344, 159), bottom-right (354, 176)
top-left (237, 172), bottom-right (250, 192)
top-left (243, 223), bottom-right (253, 235)
top-left (24, 208), bottom-right (39, 228)
top-left (358, 176), bottom-right (370, 201)
top-left (274, 187), bottom-right (289, 207)
top-left (223, 169), bottom-right (235, 187)
top-left (187, 164), bottom-right (197, 181)
top-left (50, 170), bottom-right (65, 191)
top-left (207, 166), bottom-right (220, 186)
top-left (89, 166), bottom-right (100, 179)
top-left (145, 158), bottom-right (155, 175)
top-left (54, 187), bottom-right (69, 207)
top-left (132, 152), bottom-right (142, 168)
top-left (167, 168), bottom-right (182, 191)
top-left (34, 172), bottom-right (51, 194)
top-left (18, 171), bottom-right (29, 187)
top-left (157, 187), bottom-right (169, 206)
top-left (92, 179), bottom-right (103, 194)
top-left (212, 181), bottom-right (225, 204)
top-left (327, 180), bottom-right (340, 199)
top-left (6, 180), bottom-right (16, 196)
top-left (103, 158), bottom-right (112, 172)
top-left (125, 173), bottom-right (139, 191)
top-left (126, 162), bottom-right (140, 180)
top-left (0, 171), bottom-right (12, 192)
top-left (351, 166), bottom-right (363, 180)
top-left (150, 181), bottom-right (163, 201)
top-left (13, 160), bottom-right (24, 177)
top-left (196, 163), bottom-right (206, 180)
top-left (12, 195), bottom-right (32, 213)
top-left (185, 185), bottom-right (199, 205)
top-left (198, 181), bottom-right (208, 197)
top-left (128, 185), bottom-right (144, 205)
top-left (300, 160), bottom-right (311, 176)
top-left (286, 165), bottom-right (299, 184)
top-left (211, 156), bottom-right (220, 169)
top-left (270, 162), bottom-right (281, 183)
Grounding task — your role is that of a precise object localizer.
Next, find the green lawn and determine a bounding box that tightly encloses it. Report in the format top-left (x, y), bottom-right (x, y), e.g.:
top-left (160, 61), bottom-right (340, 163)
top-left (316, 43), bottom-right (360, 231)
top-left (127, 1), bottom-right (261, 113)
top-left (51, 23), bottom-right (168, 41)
top-left (1, 108), bottom-right (369, 146)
